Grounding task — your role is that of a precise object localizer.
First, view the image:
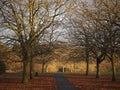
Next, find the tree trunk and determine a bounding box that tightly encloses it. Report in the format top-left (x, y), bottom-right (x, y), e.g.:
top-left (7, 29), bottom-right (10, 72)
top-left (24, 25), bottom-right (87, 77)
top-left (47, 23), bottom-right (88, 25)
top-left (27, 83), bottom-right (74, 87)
top-left (44, 65), bottom-right (48, 73)
top-left (30, 59), bottom-right (34, 79)
top-left (63, 67), bottom-right (65, 72)
top-left (86, 51), bottom-right (89, 76)
top-left (42, 62), bottom-right (45, 73)
top-left (96, 61), bottom-right (100, 78)
top-left (85, 35), bottom-right (89, 76)
top-left (109, 25), bottom-right (116, 81)
top-left (21, 48), bottom-right (31, 84)
top-left (110, 54), bottom-right (116, 81)
top-left (111, 60), bottom-right (116, 81)
top-left (22, 60), bottom-right (30, 84)
top-left (86, 59), bottom-right (89, 76)
top-left (74, 62), bottom-right (76, 72)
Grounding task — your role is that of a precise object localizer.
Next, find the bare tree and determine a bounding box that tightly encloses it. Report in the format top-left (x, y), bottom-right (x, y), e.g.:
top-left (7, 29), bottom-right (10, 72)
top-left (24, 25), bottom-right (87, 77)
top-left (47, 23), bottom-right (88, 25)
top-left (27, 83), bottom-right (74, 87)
top-left (67, 0), bottom-right (120, 80)
top-left (0, 0), bottom-right (70, 83)
top-left (66, 0), bottom-right (91, 75)
top-left (93, 0), bottom-right (120, 81)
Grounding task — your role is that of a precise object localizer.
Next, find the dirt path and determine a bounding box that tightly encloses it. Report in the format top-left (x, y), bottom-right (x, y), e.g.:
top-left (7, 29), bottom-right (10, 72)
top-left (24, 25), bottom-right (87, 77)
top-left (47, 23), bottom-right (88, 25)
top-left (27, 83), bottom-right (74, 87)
top-left (54, 74), bottom-right (80, 90)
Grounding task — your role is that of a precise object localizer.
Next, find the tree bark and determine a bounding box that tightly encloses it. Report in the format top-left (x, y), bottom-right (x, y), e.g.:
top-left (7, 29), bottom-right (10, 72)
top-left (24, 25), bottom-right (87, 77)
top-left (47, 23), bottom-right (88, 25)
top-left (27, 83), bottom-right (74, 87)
top-left (21, 48), bottom-right (31, 84)
top-left (96, 60), bottom-right (100, 78)
top-left (85, 36), bottom-right (89, 76)
top-left (110, 54), bottom-right (116, 81)
top-left (111, 60), bottom-right (116, 81)
top-left (41, 62), bottom-right (45, 73)
top-left (86, 59), bottom-right (89, 76)
top-left (74, 62), bottom-right (76, 72)
top-left (44, 64), bottom-right (48, 73)
top-left (86, 51), bottom-right (89, 76)
top-left (63, 67), bottom-right (65, 72)
top-left (22, 60), bottom-right (30, 84)
top-left (30, 59), bottom-right (34, 79)
top-left (111, 61), bottom-right (116, 81)
top-left (109, 25), bottom-right (116, 81)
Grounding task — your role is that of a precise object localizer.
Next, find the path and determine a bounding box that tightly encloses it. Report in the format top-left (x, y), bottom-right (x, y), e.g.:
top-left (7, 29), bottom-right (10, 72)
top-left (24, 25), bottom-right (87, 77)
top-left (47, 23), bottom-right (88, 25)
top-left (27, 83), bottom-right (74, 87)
top-left (54, 74), bottom-right (80, 90)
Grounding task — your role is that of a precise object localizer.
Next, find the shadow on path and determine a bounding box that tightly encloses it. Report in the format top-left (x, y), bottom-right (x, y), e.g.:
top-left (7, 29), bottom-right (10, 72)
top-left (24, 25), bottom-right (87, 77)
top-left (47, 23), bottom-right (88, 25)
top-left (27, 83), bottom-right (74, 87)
top-left (54, 74), bottom-right (80, 90)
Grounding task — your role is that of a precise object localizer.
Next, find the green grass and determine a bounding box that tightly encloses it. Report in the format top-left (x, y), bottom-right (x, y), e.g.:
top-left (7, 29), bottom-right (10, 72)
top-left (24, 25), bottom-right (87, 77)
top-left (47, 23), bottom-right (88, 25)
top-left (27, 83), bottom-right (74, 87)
top-left (58, 71), bottom-right (120, 77)
top-left (116, 71), bottom-right (120, 75)
top-left (101, 71), bottom-right (120, 75)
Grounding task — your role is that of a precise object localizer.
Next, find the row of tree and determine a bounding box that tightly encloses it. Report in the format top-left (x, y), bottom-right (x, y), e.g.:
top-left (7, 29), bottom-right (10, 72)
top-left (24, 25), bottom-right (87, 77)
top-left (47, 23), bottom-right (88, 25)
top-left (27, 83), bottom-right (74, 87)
top-left (0, 0), bottom-right (120, 84)
top-left (66, 0), bottom-right (120, 81)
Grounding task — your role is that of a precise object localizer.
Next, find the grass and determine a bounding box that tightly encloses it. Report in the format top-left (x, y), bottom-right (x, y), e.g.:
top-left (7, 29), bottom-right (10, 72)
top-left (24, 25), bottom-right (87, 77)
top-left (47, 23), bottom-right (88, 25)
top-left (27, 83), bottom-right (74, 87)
top-left (116, 71), bottom-right (120, 75)
top-left (101, 71), bottom-right (120, 75)
top-left (57, 70), bottom-right (120, 78)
